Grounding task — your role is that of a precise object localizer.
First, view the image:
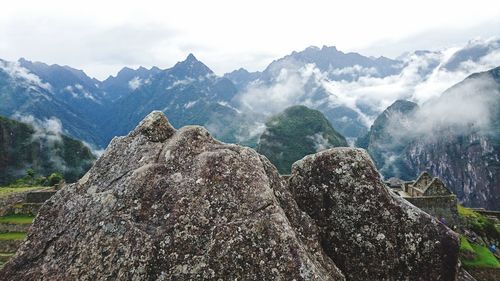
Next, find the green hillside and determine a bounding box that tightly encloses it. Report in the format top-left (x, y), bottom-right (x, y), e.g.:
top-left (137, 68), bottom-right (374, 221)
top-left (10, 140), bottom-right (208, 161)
top-left (257, 105), bottom-right (347, 174)
top-left (0, 115), bottom-right (96, 184)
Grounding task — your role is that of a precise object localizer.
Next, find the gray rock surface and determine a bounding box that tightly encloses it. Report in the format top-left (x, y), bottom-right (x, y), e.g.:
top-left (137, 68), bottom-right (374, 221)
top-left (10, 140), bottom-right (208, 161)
top-left (289, 148), bottom-right (460, 281)
top-left (1, 112), bottom-right (459, 280)
top-left (0, 111), bottom-right (344, 280)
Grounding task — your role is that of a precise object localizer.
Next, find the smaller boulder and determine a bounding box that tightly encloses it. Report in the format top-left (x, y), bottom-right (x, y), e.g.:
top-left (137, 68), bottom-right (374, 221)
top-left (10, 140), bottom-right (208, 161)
top-left (289, 147), bottom-right (460, 281)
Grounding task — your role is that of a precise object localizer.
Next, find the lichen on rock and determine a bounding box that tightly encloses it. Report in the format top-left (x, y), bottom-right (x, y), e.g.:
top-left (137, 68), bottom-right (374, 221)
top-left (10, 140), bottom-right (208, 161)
top-left (0, 112), bottom-right (460, 281)
top-left (0, 111), bottom-right (344, 280)
top-left (289, 148), bottom-right (460, 281)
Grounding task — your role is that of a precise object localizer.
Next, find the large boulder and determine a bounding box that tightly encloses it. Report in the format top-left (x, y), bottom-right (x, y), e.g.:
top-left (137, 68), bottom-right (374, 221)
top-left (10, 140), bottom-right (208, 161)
top-left (0, 111), bottom-right (344, 280)
top-left (1, 112), bottom-right (459, 280)
top-left (289, 148), bottom-right (460, 281)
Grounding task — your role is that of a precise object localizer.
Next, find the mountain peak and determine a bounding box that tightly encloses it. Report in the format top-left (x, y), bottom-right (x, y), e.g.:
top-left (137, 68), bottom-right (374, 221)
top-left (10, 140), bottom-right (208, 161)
top-left (18, 57), bottom-right (31, 64)
top-left (321, 45), bottom-right (338, 52)
top-left (169, 53), bottom-right (213, 78)
top-left (386, 99), bottom-right (418, 113)
top-left (305, 46), bottom-right (320, 51)
top-left (186, 53), bottom-right (197, 61)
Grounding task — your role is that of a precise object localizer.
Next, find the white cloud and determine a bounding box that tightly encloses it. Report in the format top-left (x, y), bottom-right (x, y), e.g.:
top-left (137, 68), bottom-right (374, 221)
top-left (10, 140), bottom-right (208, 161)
top-left (128, 77), bottom-right (142, 90)
top-left (183, 100), bottom-right (197, 109)
top-left (413, 76), bottom-right (498, 137)
top-left (330, 65), bottom-right (378, 77)
top-left (235, 63), bottom-right (323, 116)
top-left (0, 60), bottom-right (52, 91)
top-left (232, 38), bottom-right (500, 136)
top-left (166, 78), bottom-right (195, 90)
top-left (12, 114), bottom-right (70, 171)
top-left (64, 84), bottom-right (97, 101)
top-left (307, 133), bottom-right (330, 152)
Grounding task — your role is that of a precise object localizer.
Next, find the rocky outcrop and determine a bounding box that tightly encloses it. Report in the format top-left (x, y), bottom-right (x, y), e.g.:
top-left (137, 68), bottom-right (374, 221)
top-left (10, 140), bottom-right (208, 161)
top-left (289, 148), bottom-right (459, 280)
top-left (1, 111), bottom-right (459, 280)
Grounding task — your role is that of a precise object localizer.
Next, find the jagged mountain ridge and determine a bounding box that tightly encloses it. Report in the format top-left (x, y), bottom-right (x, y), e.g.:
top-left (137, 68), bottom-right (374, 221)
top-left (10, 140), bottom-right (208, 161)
top-left (0, 55), bottom-right (242, 148)
top-left (261, 45), bottom-right (402, 82)
top-left (18, 58), bottom-right (110, 126)
top-left (0, 59), bottom-right (105, 146)
top-left (1, 40), bottom-right (499, 149)
top-left (100, 54), bottom-right (240, 143)
top-left (101, 65), bottom-right (162, 102)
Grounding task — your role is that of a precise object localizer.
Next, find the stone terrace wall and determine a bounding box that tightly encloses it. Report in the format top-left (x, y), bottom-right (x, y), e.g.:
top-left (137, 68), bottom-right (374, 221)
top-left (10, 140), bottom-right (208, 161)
top-left (25, 191), bottom-right (56, 204)
top-left (405, 195), bottom-right (459, 227)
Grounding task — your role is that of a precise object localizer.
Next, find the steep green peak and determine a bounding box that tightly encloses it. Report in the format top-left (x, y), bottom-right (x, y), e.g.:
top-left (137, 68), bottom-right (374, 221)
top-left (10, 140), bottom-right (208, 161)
top-left (257, 105), bottom-right (347, 174)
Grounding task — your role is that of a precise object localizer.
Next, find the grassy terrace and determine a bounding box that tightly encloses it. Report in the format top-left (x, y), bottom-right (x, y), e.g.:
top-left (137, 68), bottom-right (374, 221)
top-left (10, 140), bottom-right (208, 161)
top-left (0, 215), bottom-right (35, 225)
top-left (460, 240), bottom-right (500, 268)
top-left (458, 205), bottom-right (500, 269)
top-left (0, 232), bottom-right (26, 241)
top-left (0, 186), bottom-right (49, 198)
top-left (460, 235), bottom-right (474, 253)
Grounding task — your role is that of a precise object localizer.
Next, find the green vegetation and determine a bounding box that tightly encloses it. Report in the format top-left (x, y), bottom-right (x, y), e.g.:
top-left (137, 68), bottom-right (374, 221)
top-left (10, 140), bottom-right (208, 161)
top-left (0, 232), bottom-right (26, 240)
top-left (0, 115), bottom-right (96, 185)
top-left (458, 205), bottom-right (500, 269)
top-left (458, 205), bottom-right (500, 241)
top-left (460, 235), bottom-right (474, 253)
top-left (0, 215), bottom-right (35, 225)
top-left (4, 169), bottom-right (64, 188)
top-left (461, 242), bottom-right (500, 268)
top-left (257, 105), bottom-right (347, 174)
top-left (47, 172), bottom-right (64, 186)
top-left (458, 204), bottom-right (478, 217)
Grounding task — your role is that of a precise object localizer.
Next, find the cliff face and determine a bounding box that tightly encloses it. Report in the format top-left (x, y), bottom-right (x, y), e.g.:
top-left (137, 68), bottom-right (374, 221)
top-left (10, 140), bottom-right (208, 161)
top-left (0, 112), bottom-right (459, 280)
top-left (359, 67), bottom-right (500, 210)
top-left (407, 67), bottom-right (500, 210)
top-left (356, 100), bottom-right (419, 180)
top-left (406, 132), bottom-right (500, 210)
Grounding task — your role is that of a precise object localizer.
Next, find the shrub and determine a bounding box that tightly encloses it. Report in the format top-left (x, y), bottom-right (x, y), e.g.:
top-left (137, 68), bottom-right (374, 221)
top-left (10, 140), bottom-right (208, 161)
top-left (47, 173), bottom-right (63, 186)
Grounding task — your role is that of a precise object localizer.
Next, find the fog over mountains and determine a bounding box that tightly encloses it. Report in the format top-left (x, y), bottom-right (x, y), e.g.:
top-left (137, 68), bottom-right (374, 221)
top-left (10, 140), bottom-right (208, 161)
top-left (0, 37), bottom-right (499, 152)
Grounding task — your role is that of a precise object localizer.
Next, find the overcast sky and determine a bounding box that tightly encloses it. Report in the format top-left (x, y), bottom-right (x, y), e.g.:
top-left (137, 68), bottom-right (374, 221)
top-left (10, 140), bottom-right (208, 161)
top-left (1, 0), bottom-right (499, 80)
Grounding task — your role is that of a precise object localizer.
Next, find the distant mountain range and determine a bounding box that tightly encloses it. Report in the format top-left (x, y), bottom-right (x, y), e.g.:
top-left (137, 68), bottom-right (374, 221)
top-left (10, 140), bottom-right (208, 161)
top-left (1, 38), bottom-right (499, 150)
top-left (1, 38), bottom-right (500, 209)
